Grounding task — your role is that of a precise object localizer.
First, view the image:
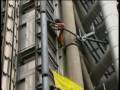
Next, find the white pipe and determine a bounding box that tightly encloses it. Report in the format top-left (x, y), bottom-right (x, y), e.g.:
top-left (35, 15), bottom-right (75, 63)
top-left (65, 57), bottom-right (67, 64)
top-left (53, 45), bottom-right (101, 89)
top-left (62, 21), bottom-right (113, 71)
top-left (61, 0), bottom-right (84, 87)
top-left (100, 0), bottom-right (119, 79)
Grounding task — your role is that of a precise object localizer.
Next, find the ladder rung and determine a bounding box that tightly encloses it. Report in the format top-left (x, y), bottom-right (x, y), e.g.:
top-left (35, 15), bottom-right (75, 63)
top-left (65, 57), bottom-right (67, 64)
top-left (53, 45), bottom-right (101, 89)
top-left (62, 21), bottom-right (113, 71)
top-left (36, 5), bottom-right (40, 12)
top-left (36, 18), bottom-right (41, 24)
top-left (37, 32), bottom-right (41, 39)
top-left (36, 64), bottom-right (42, 72)
top-left (36, 83), bottom-right (42, 90)
top-left (37, 48), bottom-right (41, 55)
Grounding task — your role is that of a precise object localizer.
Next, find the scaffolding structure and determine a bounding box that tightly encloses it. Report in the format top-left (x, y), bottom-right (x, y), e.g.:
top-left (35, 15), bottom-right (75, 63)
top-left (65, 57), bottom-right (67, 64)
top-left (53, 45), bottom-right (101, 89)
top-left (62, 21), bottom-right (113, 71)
top-left (1, 0), bottom-right (119, 90)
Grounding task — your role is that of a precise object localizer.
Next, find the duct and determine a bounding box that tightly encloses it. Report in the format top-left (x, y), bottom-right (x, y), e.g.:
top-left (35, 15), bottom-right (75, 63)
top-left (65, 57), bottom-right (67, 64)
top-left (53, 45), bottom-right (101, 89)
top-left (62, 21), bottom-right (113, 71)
top-left (73, 5), bottom-right (95, 72)
top-left (61, 0), bottom-right (84, 87)
top-left (100, 0), bottom-right (119, 79)
top-left (95, 73), bottom-right (118, 90)
top-left (41, 1), bottom-right (49, 90)
top-left (90, 46), bottom-right (113, 86)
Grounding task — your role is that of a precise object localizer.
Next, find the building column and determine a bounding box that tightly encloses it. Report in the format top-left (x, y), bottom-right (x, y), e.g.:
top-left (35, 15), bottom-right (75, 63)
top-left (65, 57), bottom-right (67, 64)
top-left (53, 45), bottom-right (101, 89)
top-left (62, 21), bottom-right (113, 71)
top-left (61, 0), bottom-right (84, 87)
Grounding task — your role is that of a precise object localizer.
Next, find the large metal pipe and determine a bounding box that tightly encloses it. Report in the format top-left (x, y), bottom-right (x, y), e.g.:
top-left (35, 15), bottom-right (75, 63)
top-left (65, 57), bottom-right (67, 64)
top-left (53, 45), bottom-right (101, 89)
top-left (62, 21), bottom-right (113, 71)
top-left (61, 0), bottom-right (84, 87)
top-left (41, 1), bottom-right (49, 90)
top-left (100, 0), bottom-right (119, 79)
top-left (90, 46), bottom-right (113, 86)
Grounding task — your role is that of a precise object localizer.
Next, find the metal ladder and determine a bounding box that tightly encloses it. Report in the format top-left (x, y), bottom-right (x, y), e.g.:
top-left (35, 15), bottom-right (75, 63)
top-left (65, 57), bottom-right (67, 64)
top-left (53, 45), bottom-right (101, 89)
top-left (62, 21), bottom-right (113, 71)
top-left (35, 1), bottom-right (42, 89)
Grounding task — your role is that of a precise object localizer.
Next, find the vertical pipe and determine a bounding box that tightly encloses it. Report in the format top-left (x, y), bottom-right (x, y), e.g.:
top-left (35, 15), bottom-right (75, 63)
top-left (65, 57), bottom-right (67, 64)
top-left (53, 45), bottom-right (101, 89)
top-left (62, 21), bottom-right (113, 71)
top-left (41, 1), bottom-right (49, 90)
top-left (100, 0), bottom-right (119, 79)
top-left (61, 0), bottom-right (84, 87)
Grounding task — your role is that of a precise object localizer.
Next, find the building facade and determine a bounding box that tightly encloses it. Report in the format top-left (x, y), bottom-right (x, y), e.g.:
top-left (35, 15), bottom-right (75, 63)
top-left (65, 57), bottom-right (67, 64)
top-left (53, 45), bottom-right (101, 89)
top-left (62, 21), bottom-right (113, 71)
top-left (1, 0), bottom-right (119, 90)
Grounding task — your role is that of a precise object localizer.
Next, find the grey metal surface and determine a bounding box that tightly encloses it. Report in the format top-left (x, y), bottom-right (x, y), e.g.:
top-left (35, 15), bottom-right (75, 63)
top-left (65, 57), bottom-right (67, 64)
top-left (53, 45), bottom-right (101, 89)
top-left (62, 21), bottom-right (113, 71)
top-left (19, 9), bottom-right (35, 51)
top-left (90, 46), bottom-right (113, 86)
top-left (95, 73), bottom-right (118, 90)
top-left (40, 1), bottom-right (49, 90)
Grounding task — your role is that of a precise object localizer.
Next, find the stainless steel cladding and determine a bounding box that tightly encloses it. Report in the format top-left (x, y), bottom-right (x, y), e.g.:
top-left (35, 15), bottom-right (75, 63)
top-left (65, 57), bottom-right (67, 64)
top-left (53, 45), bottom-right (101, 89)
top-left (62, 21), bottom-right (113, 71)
top-left (19, 9), bottom-right (35, 51)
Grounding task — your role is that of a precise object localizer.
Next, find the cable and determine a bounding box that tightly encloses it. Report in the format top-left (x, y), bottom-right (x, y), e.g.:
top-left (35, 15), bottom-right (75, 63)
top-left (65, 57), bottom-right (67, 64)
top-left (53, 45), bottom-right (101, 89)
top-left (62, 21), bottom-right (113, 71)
top-left (85, 37), bottom-right (108, 44)
top-left (48, 20), bottom-right (108, 45)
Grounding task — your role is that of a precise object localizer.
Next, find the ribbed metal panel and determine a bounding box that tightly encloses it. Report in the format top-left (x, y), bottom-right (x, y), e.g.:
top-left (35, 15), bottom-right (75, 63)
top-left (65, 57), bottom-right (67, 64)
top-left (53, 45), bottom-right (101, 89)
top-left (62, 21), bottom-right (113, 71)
top-left (19, 9), bottom-right (35, 51)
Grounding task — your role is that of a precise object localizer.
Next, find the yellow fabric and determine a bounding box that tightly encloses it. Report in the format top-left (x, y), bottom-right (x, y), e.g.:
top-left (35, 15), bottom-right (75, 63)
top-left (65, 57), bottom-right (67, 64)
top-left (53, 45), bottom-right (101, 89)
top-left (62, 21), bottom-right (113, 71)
top-left (52, 70), bottom-right (84, 90)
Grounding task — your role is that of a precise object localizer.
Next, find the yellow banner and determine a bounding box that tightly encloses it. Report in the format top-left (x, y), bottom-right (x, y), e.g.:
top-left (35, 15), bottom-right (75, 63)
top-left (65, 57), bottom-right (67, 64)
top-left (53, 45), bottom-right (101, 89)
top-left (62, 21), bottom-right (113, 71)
top-left (52, 71), bottom-right (84, 90)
